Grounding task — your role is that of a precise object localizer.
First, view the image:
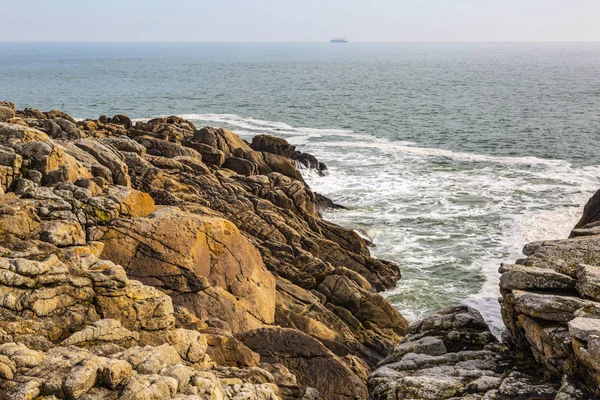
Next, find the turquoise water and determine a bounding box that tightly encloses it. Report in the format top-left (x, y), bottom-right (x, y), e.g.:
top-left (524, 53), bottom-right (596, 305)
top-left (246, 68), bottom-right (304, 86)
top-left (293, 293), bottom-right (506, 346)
top-left (2, 42), bottom-right (600, 329)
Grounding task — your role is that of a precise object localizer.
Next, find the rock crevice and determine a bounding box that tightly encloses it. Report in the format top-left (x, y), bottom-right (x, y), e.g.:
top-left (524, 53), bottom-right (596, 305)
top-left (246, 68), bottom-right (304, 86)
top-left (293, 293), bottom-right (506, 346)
top-left (0, 103), bottom-right (407, 399)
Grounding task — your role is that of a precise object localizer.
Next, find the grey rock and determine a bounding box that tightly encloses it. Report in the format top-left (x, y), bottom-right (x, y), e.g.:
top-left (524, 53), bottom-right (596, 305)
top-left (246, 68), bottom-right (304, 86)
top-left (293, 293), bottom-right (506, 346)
top-left (508, 290), bottom-right (591, 322)
top-left (499, 264), bottom-right (576, 291)
top-left (568, 317), bottom-right (600, 342)
top-left (576, 263), bottom-right (600, 301)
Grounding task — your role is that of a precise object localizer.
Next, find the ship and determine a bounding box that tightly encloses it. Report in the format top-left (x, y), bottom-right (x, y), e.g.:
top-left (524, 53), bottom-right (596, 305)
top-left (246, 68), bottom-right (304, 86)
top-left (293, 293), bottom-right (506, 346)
top-left (330, 37), bottom-right (348, 43)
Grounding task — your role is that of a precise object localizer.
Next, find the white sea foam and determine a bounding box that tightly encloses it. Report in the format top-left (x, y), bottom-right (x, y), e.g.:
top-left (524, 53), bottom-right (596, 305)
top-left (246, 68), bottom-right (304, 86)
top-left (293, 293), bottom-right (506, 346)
top-left (131, 117), bottom-right (152, 123)
top-left (143, 112), bottom-right (600, 331)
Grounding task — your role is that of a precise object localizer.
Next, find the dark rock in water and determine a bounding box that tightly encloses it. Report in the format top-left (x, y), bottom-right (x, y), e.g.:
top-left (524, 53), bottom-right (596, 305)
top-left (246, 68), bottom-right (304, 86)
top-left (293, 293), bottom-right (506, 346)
top-left (315, 192), bottom-right (347, 212)
top-left (571, 188), bottom-right (600, 237)
top-left (249, 133), bottom-right (329, 176)
top-left (291, 151), bottom-right (328, 175)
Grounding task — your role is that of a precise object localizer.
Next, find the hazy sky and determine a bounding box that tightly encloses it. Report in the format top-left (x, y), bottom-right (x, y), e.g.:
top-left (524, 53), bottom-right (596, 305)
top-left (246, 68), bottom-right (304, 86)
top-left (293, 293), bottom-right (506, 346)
top-left (2, 0), bottom-right (600, 42)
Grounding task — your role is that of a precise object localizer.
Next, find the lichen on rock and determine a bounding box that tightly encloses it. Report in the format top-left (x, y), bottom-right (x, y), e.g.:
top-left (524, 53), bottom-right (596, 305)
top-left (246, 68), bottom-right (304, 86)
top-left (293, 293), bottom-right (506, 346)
top-left (0, 103), bottom-right (409, 399)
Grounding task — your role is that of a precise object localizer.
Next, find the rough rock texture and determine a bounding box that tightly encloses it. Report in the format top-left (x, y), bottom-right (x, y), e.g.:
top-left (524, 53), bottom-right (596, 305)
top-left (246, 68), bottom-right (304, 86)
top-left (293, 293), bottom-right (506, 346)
top-left (98, 207), bottom-right (277, 332)
top-left (250, 135), bottom-right (328, 176)
top-left (369, 189), bottom-right (600, 399)
top-left (572, 188), bottom-right (600, 233)
top-left (0, 195), bottom-right (291, 399)
top-left (0, 103), bottom-right (408, 399)
top-left (368, 306), bottom-right (596, 400)
top-left (498, 206), bottom-right (600, 398)
top-left (4, 101), bottom-right (600, 399)
top-left (239, 327), bottom-right (368, 399)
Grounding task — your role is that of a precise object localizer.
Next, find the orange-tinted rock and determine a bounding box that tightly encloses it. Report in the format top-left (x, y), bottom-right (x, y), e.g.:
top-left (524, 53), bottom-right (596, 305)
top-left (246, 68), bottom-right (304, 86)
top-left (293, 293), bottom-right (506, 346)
top-left (100, 207), bottom-right (276, 332)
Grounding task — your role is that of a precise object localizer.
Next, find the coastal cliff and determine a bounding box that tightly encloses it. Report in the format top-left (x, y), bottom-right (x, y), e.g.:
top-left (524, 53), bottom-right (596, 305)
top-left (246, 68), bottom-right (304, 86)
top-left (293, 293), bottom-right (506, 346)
top-left (1, 100), bottom-right (599, 400)
top-left (0, 101), bottom-right (407, 399)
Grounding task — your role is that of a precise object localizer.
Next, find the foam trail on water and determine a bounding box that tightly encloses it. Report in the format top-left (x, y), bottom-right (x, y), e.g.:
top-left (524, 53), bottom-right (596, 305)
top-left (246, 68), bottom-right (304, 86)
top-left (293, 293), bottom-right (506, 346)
top-left (179, 113), bottom-right (599, 331)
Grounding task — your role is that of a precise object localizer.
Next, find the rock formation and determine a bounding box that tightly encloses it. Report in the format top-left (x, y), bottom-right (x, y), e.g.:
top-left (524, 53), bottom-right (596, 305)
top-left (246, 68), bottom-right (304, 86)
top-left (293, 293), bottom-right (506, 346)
top-left (368, 306), bottom-right (596, 399)
top-left (0, 102), bottom-right (408, 399)
top-left (5, 100), bottom-right (600, 400)
top-left (368, 190), bottom-right (600, 399)
top-left (498, 188), bottom-right (600, 399)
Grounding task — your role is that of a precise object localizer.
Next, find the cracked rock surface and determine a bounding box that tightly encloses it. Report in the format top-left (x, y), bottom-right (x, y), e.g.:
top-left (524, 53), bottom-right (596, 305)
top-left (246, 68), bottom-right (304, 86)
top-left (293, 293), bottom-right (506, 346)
top-left (369, 190), bottom-right (600, 399)
top-left (0, 102), bottom-right (408, 399)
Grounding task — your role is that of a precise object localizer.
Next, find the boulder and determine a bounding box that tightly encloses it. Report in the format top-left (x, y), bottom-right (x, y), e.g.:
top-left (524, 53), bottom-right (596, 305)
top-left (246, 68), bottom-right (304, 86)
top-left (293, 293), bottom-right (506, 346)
top-left (101, 136), bottom-right (146, 156)
top-left (223, 156), bottom-right (258, 176)
top-left (577, 263), bottom-right (600, 301)
top-left (132, 116), bottom-right (195, 141)
top-left (16, 107), bottom-right (46, 119)
top-left (39, 219), bottom-right (86, 246)
top-left (0, 106), bottom-right (16, 122)
top-left (99, 207), bottom-right (276, 332)
top-left (110, 114), bottom-right (132, 129)
top-left (572, 189), bottom-right (600, 233)
top-left (250, 134), bottom-right (296, 158)
top-left (194, 127), bottom-right (252, 155)
top-left (369, 306), bottom-right (566, 400)
top-left (0, 123), bottom-right (51, 148)
top-left (317, 274), bottom-right (408, 358)
top-left (27, 117), bottom-right (82, 140)
top-left (45, 109), bottom-right (77, 123)
top-left (135, 135), bottom-right (202, 159)
top-left (74, 139), bottom-right (130, 186)
top-left (499, 264), bottom-right (576, 291)
top-left (182, 141), bottom-right (226, 166)
top-left (569, 317), bottom-right (600, 342)
top-left (103, 186), bottom-right (155, 218)
top-left (0, 193), bottom-right (40, 241)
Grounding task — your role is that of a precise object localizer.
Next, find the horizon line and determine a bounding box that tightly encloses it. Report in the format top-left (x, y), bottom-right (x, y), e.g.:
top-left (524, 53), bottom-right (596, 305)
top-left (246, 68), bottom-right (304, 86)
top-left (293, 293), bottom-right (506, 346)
top-left (1, 40), bottom-right (600, 44)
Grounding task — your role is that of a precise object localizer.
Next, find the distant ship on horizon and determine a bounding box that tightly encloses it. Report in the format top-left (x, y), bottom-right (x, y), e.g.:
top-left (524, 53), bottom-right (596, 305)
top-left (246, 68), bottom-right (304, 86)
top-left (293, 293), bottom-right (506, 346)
top-left (330, 37), bottom-right (348, 43)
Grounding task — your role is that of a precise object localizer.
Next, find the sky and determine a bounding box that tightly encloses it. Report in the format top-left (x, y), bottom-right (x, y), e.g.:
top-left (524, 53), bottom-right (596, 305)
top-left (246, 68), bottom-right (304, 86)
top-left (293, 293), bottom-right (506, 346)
top-left (1, 0), bottom-right (600, 42)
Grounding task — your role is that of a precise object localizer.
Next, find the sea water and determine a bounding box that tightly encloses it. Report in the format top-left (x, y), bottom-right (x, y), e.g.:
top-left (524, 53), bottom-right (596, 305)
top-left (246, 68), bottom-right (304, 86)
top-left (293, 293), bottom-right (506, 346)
top-left (2, 42), bottom-right (600, 330)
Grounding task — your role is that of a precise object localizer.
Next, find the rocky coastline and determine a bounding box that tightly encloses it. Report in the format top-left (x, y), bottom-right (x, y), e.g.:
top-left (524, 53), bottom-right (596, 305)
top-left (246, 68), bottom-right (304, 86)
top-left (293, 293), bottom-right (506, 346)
top-left (0, 101), bottom-right (598, 399)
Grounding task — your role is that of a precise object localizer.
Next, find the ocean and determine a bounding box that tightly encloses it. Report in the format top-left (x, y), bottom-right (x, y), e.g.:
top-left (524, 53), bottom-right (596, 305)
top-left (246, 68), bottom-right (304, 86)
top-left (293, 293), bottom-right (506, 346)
top-left (2, 42), bottom-right (600, 330)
